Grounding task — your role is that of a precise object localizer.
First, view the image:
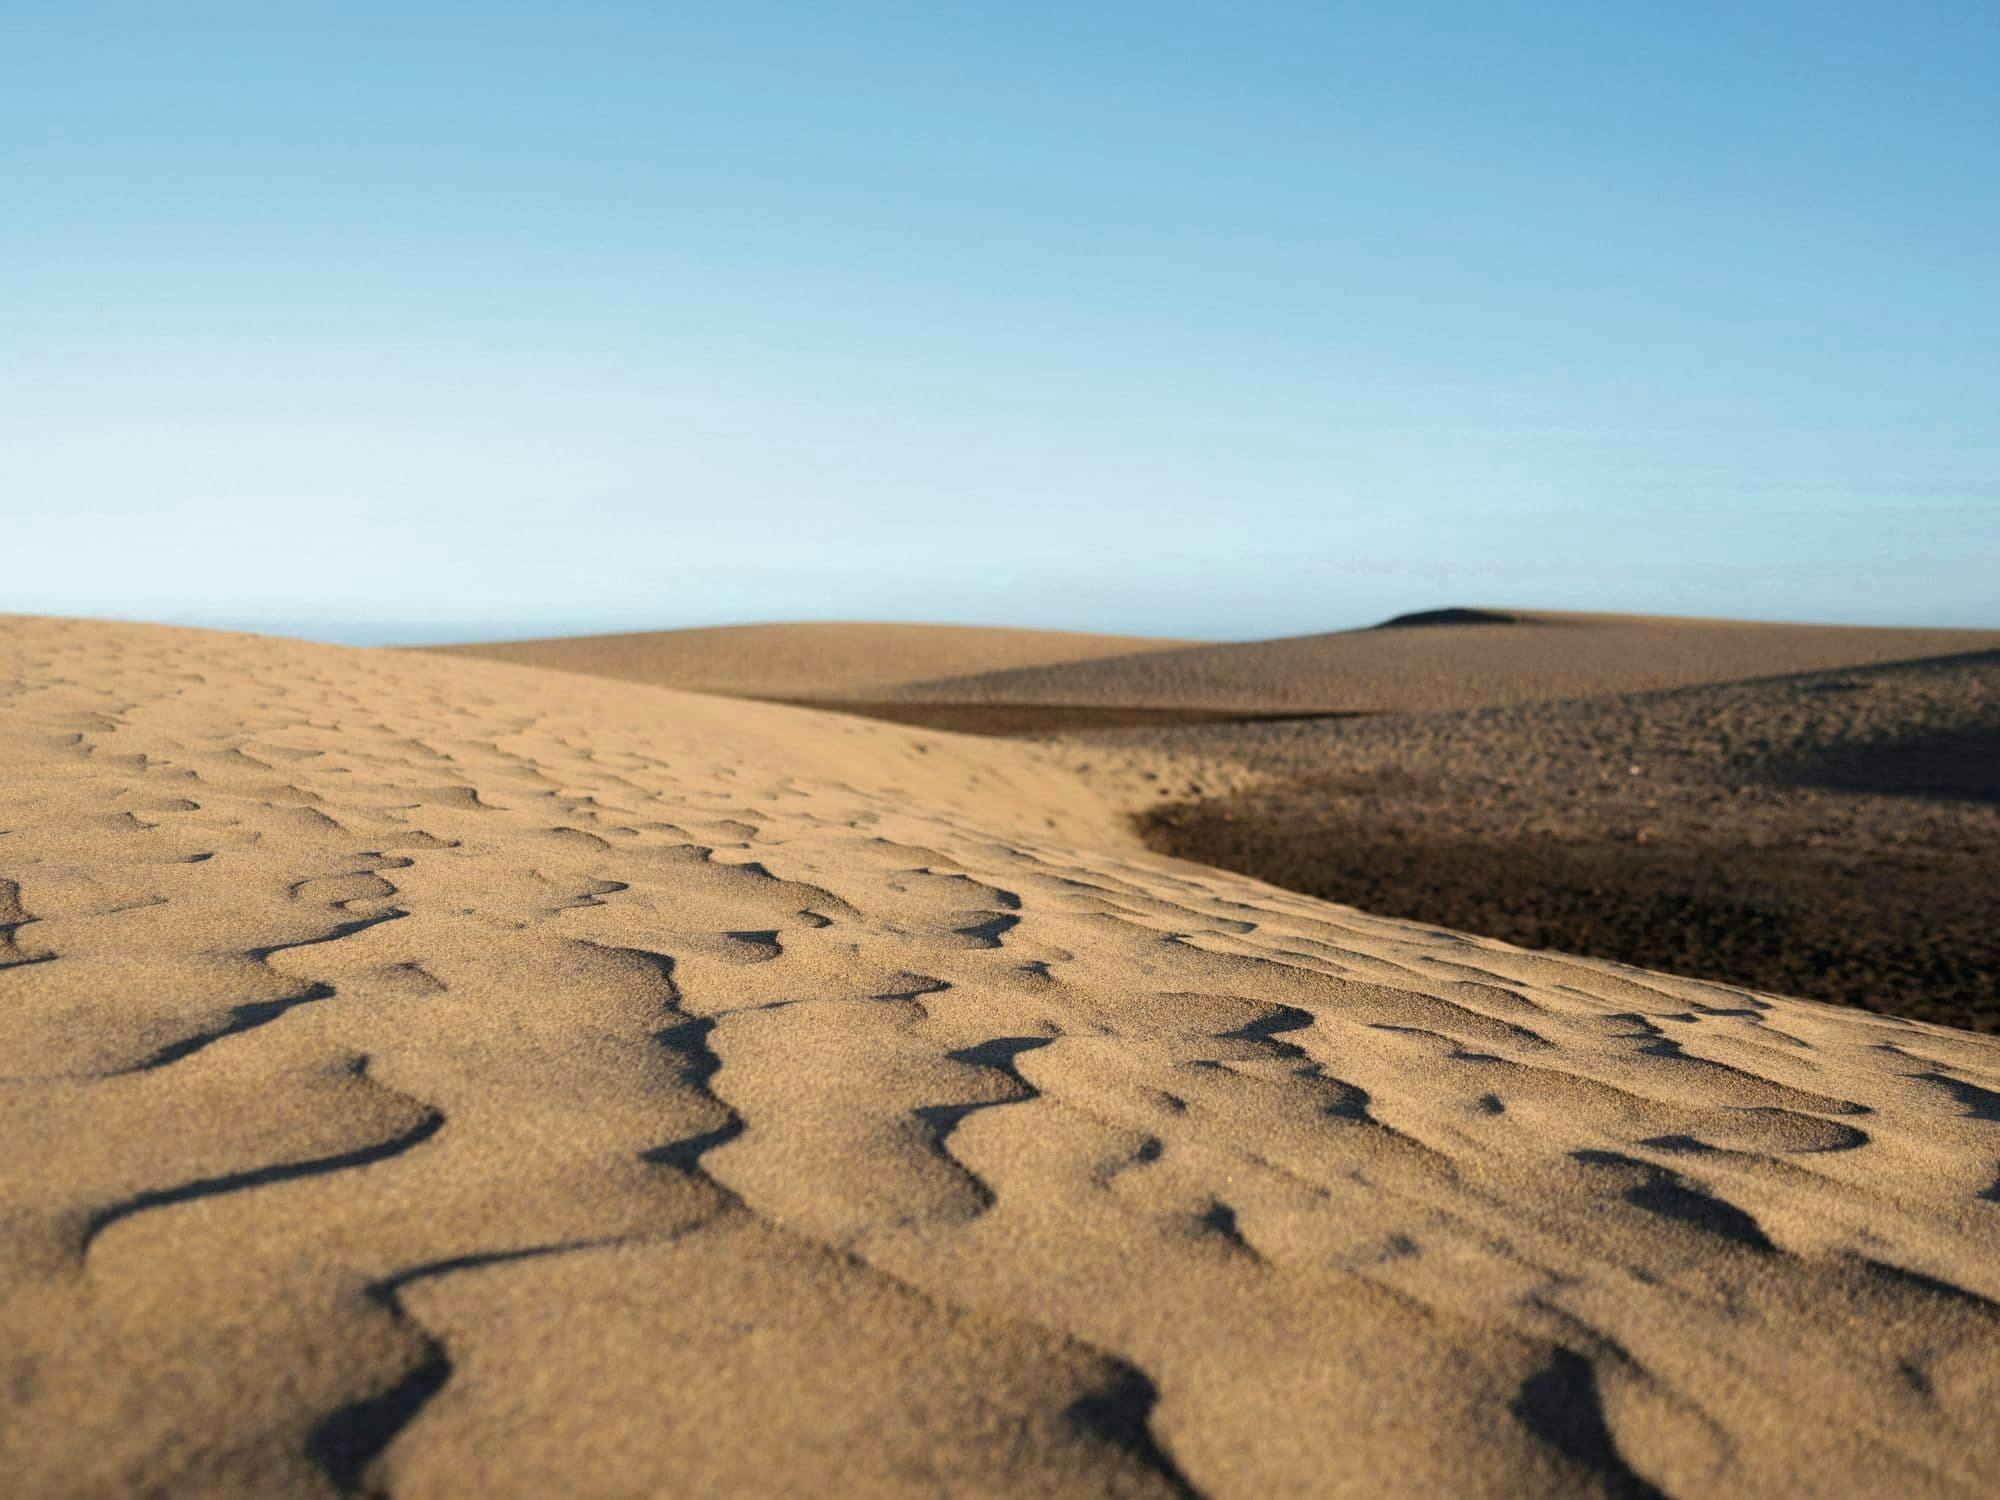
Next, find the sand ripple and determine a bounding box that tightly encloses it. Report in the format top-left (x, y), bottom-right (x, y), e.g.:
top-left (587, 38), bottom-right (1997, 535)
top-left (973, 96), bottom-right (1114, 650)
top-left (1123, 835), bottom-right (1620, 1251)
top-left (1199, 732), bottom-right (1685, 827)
top-left (3, 616), bottom-right (1998, 1496)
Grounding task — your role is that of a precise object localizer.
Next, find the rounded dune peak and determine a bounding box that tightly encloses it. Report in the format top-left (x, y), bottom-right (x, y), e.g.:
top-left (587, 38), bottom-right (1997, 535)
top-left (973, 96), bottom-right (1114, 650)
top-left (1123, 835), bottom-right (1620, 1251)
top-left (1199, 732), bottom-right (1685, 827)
top-left (1373, 606), bottom-right (1525, 629)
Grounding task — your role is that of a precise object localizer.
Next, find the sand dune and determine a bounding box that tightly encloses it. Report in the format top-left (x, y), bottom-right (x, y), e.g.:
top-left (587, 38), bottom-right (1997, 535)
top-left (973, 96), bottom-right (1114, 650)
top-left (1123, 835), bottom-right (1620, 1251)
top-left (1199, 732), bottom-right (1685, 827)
top-left (888, 609), bottom-right (2000, 716)
top-left (424, 621), bottom-right (1188, 701)
top-left (6, 614), bottom-right (2000, 1497)
top-left (1105, 649), bottom-right (2000, 1028)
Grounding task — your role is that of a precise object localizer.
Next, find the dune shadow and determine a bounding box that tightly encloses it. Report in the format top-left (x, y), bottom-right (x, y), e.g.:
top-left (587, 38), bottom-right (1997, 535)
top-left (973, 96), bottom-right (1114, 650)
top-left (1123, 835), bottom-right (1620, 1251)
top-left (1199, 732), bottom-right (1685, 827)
top-left (1766, 722), bottom-right (2000, 805)
top-left (1137, 814), bottom-right (2000, 1031)
top-left (758, 700), bottom-right (1372, 736)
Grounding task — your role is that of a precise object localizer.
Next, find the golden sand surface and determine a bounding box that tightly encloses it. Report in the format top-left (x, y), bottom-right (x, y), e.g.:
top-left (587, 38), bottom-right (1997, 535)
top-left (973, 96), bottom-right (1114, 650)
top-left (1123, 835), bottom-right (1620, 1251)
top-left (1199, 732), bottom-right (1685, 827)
top-left (425, 621), bottom-right (1189, 701)
top-left (887, 610), bottom-right (2000, 715)
top-left (5, 614), bottom-right (2000, 1497)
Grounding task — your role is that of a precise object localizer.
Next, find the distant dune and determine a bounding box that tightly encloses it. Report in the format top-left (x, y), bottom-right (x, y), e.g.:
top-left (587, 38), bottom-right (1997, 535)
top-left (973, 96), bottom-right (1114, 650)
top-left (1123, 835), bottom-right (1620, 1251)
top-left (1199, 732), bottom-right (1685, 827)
top-left (422, 621), bottom-right (1188, 701)
top-left (1113, 647), bottom-right (2000, 1028)
top-left (423, 609), bottom-right (2000, 736)
top-left (887, 609), bottom-right (2000, 716)
top-left (7, 612), bottom-right (2000, 1497)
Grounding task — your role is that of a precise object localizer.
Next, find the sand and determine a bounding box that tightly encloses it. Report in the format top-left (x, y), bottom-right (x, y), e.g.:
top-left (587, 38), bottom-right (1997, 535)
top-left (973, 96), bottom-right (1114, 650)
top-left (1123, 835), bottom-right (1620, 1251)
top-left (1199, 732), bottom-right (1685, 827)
top-left (425, 621), bottom-right (1189, 702)
top-left (885, 609), bottom-right (2000, 717)
top-left (1119, 649), bottom-right (2000, 1028)
top-left (6, 613), bottom-right (2000, 1497)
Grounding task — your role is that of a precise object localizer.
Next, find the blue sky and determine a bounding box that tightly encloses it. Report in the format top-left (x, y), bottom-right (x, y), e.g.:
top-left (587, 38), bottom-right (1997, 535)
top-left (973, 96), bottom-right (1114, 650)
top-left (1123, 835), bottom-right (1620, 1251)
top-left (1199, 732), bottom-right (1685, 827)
top-left (6, 2), bottom-right (1996, 642)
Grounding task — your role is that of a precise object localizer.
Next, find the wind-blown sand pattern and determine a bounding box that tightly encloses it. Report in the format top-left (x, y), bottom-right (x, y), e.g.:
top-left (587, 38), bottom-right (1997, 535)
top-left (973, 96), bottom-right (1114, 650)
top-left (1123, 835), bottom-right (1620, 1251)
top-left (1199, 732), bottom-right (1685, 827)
top-left (5, 614), bottom-right (2000, 1497)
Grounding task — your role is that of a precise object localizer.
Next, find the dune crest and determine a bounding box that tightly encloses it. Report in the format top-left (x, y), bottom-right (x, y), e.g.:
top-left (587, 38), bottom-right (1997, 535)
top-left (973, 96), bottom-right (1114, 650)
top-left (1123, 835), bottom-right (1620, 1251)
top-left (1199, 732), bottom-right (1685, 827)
top-left (888, 610), bottom-right (2000, 716)
top-left (424, 620), bottom-right (1190, 701)
top-left (4, 614), bottom-right (1999, 1497)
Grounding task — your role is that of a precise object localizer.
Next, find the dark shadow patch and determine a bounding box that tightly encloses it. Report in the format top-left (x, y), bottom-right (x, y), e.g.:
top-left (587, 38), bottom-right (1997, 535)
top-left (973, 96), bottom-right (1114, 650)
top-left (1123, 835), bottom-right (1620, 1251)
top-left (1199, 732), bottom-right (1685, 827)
top-left (723, 929), bottom-right (783, 960)
top-left (1197, 1200), bottom-right (1259, 1259)
top-left (1856, 1256), bottom-right (2000, 1315)
top-left (755, 699), bottom-right (1373, 736)
top-left (1769, 721), bottom-right (2000, 805)
top-left (1573, 1150), bottom-right (1775, 1253)
top-left (874, 973), bottom-right (953, 1005)
top-left (245, 908), bottom-right (409, 964)
top-left (1510, 1349), bottom-right (1666, 1500)
top-left (1218, 1003), bottom-right (1314, 1059)
top-left (1093, 1135), bottom-right (1164, 1188)
top-left (310, 1346), bottom-right (450, 1495)
top-left (910, 1036), bottom-right (1057, 1213)
top-left (1916, 1072), bottom-right (2000, 1122)
top-left (1065, 1367), bottom-right (1201, 1498)
top-left (949, 1034), bottom-right (1055, 1078)
top-left (954, 912), bottom-right (1020, 948)
top-left (311, 1239), bottom-right (623, 1494)
top-left (653, 1017), bottom-right (722, 1089)
top-left (1637, 1134), bottom-right (1715, 1155)
top-left (1375, 607), bottom-right (1522, 629)
top-left (1141, 809), bottom-right (2000, 1031)
top-left (642, 1017), bottom-right (745, 1176)
top-left (86, 1110), bottom-right (444, 1250)
top-left (642, 1118), bottom-right (746, 1174)
top-left (120, 909), bottom-right (412, 1072)
top-left (121, 983), bottom-right (338, 1073)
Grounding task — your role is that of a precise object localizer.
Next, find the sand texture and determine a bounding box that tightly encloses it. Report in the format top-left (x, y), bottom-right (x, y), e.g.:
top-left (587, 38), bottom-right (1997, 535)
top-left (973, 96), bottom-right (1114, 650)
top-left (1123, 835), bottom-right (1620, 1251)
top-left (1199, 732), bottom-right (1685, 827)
top-left (888, 610), bottom-right (2000, 715)
top-left (1090, 647), bottom-right (2000, 1028)
top-left (426, 622), bottom-right (1187, 701)
top-left (6, 614), bottom-right (2000, 1497)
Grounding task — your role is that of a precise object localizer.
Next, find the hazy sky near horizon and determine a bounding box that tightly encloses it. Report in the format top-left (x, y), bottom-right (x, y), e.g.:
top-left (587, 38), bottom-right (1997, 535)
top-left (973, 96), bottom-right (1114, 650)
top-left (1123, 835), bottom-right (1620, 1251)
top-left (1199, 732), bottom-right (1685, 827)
top-left (6, 2), bottom-right (1996, 643)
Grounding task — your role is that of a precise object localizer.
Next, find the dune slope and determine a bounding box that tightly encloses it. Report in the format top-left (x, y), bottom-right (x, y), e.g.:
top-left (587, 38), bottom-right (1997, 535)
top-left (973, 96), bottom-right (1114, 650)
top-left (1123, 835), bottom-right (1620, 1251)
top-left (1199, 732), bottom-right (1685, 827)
top-left (892, 610), bottom-right (2000, 715)
top-left (1116, 649), bottom-right (2000, 1027)
top-left (424, 620), bottom-right (1188, 701)
top-left (4, 615), bottom-right (2000, 1497)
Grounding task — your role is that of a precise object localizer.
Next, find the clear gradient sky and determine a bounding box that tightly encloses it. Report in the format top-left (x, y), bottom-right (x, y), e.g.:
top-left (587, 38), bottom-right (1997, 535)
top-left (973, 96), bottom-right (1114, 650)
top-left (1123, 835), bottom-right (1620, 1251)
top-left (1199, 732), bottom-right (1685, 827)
top-left (6, 3), bottom-right (1996, 642)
